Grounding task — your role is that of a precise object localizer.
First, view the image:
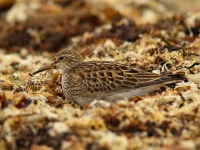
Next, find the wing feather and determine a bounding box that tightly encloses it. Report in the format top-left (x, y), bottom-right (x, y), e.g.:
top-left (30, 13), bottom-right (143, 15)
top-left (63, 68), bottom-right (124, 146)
top-left (70, 61), bottom-right (169, 94)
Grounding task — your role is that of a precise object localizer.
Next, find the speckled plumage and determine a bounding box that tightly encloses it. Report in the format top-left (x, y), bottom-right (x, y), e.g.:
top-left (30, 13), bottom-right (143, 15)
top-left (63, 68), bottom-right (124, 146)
top-left (33, 49), bottom-right (186, 106)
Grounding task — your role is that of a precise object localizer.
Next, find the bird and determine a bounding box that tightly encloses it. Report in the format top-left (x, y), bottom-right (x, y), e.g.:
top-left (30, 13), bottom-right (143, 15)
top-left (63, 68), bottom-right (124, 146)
top-left (32, 49), bottom-right (186, 106)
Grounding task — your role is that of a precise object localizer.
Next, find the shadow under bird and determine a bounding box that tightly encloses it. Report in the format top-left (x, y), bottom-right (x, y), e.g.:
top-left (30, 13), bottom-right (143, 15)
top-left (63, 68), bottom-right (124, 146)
top-left (32, 49), bottom-right (186, 106)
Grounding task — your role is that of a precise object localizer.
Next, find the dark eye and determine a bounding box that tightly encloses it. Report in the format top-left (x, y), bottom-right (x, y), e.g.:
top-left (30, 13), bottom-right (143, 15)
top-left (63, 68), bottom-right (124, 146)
top-left (59, 56), bottom-right (65, 61)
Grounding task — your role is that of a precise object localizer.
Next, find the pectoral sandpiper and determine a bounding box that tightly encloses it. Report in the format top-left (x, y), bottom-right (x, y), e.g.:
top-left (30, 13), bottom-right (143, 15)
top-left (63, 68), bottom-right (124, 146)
top-left (32, 49), bottom-right (185, 106)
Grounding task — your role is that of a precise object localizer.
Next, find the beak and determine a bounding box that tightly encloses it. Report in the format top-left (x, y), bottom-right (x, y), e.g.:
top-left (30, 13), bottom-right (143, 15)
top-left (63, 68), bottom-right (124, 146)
top-left (31, 61), bottom-right (56, 75)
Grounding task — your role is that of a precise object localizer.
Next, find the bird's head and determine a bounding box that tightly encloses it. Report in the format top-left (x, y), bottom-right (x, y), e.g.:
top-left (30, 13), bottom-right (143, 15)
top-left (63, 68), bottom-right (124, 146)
top-left (32, 49), bottom-right (84, 75)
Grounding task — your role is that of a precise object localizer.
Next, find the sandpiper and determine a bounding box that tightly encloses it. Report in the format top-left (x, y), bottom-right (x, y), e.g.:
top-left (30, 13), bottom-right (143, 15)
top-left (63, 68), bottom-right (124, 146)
top-left (32, 49), bottom-right (186, 106)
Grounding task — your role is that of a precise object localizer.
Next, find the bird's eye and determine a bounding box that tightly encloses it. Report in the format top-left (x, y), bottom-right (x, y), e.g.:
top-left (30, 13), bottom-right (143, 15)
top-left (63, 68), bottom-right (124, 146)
top-left (59, 56), bottom-right (65, 61)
